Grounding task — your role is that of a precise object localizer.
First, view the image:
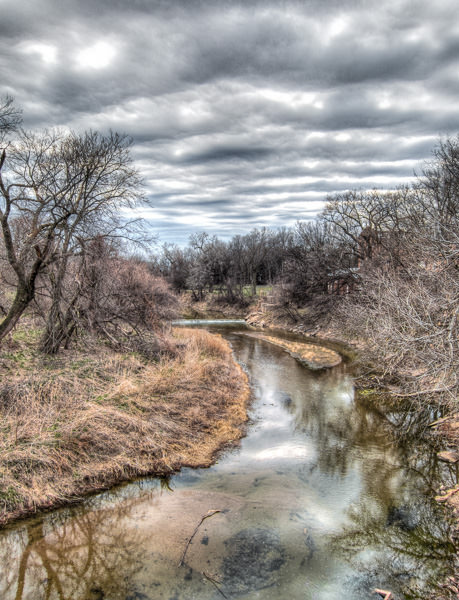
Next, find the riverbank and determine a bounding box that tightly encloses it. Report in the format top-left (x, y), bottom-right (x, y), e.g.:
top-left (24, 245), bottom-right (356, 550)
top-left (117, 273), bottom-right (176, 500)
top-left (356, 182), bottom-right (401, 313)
top-left (0, 327), bottom-right (250, 527)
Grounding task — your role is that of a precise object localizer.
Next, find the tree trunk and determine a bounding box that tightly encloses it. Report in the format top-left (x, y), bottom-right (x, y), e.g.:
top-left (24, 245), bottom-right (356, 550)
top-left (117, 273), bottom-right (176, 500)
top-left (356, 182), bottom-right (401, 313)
top-left (40, 305), bottom-right (78, 354)
top-left (251, 274), bottom-right (257, 297)
top-left (0, 285), bottom-right (34, 341)
top-left (40, 284), bottom-right (78, 355)
top-left (40, 307), bottom-right (65, 354)
top-left (39, 250), bottom-right (71, 354)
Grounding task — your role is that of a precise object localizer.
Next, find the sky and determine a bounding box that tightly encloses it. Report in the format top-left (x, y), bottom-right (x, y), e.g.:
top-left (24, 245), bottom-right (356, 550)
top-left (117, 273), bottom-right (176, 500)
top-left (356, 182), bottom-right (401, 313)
top-left (1, 0), bottom-right (459, 244)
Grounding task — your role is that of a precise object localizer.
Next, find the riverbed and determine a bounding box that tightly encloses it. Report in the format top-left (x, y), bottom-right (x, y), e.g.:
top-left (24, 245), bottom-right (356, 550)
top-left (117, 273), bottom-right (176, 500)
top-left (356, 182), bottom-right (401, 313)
top-left (0, 322), bottom-right (456, 599)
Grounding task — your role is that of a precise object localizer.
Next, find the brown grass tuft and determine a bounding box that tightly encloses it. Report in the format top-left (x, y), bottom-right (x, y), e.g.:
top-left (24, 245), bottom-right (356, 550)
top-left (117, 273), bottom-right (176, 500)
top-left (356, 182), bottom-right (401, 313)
top-left (0, 328), bottom-right (250, 526)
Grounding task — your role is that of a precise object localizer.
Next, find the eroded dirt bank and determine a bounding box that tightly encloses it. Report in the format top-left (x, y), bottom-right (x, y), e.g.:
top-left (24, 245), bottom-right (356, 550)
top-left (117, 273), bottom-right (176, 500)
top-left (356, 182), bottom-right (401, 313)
top-left (240, 331), bottom-right (342, 369)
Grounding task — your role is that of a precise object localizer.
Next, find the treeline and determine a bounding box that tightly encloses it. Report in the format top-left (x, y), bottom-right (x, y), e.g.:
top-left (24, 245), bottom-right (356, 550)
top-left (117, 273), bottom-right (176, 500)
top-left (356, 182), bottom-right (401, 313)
top-left (0, 97), bottom-right (177, 355)
top-left (156, 136), bottom-right (459, 407)
top-left (154, 228), bottom-right (291, 303)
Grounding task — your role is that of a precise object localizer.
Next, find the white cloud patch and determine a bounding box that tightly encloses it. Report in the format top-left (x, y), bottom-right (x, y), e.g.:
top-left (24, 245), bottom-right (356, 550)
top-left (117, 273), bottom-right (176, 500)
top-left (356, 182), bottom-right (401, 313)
top-left (75, 41), bottom-right (117, 70)
top-left (20, 41), bottom-right (58, 64)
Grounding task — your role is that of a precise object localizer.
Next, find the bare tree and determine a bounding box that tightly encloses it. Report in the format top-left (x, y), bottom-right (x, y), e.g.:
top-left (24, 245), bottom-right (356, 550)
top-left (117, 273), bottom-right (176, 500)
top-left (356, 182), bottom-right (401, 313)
top-left (241, 228), bottom-right (270, 297)
top-left (328, 137), bottom-right (459, 407)
top-left (418, 134), bottom-right (459, 231)
top-left (78, 240), bottom-right (179, 352)
top-left (0, 96), bottom-right (21, 141)
top-left (322, 188), bottom-right (416, 270)
top-left (0, 128), bottom-right (143, 345)
top-left (161, 243), bottom-right (192, 292)
top-left (36, 237), bottom-right (179, 354)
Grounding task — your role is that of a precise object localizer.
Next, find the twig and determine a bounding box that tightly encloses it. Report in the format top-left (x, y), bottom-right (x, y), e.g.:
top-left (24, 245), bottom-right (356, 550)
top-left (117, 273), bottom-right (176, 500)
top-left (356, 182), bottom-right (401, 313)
top-left (178, 509), bottom-right (221, 567)
top-left (374, 589), bottom-right (392, 600)
top-left (428, 413), bottom-right (459, 427)
top-left (391, 386), bottom-right (454, 398)
top-left (202, 571), bottom-right (228, 599)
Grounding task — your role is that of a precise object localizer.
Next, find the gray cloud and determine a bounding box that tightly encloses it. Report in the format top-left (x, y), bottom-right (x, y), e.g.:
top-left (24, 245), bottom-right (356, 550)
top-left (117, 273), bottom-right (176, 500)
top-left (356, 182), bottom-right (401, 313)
top-left (1, 0), bottom-right (459, 243)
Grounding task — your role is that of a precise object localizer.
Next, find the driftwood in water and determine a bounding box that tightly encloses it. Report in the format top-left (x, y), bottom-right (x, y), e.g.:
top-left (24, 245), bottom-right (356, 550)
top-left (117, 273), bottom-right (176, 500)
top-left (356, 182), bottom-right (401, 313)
top-left (202, 571), bottom-right (228, 598)
top-left (178, 509), bottom-right (221, 567)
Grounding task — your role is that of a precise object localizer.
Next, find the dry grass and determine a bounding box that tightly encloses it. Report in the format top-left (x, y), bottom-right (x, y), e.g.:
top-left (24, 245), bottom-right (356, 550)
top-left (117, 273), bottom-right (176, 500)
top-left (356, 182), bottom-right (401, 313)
top-left (0, 327), bottom-right (250, 526)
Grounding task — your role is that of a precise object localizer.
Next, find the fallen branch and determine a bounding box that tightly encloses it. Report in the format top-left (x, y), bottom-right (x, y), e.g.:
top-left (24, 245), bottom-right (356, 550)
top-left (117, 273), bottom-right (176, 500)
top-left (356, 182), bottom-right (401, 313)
top-left (178, 509), bottom-right (221, 567)
top-left (428, 413), bottom-right (459, 428)
top-left (202, 571), bottom-right (228, 599)
top-left (374, 589), bottom-right (392, 600)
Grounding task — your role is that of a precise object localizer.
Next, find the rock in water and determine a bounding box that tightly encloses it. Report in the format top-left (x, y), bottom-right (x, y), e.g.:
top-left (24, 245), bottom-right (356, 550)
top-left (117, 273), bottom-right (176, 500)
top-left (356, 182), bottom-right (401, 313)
top-left (222, 527), bottom-right (286, 595)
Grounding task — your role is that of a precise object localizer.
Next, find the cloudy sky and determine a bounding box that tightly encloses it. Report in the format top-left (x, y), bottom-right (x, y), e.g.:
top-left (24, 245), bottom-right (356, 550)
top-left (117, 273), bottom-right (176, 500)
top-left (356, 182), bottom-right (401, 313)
top-left (2, 0), bottom-right (459, 244)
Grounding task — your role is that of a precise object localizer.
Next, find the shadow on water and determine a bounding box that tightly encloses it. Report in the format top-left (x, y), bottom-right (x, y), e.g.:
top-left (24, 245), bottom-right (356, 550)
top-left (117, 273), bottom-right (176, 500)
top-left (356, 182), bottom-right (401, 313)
top-left (0, 322), bottom-right (456, 600)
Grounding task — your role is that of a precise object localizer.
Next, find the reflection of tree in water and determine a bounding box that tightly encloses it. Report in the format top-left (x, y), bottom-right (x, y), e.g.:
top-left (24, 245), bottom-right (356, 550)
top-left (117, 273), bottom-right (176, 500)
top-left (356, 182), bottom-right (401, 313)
top-left (282, 366), bottom-right (458, 597)
top-left (0, 484), bottom-right (157, 600)
top-left (234, 332), bottom-right (455, 500)
top-left (370, 396), bottom-right (459, 494)
top-left (286, 367), bottom-right (399, 480)
top-left (329, 490), bottom-right (457, 598)
top-left (286, 367), bottom-right (458, 500)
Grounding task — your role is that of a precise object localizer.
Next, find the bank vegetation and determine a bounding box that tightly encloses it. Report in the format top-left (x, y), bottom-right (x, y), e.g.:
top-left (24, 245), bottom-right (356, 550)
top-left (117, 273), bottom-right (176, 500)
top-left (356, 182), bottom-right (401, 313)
top-left (0, 326), bottom-right (249, 525)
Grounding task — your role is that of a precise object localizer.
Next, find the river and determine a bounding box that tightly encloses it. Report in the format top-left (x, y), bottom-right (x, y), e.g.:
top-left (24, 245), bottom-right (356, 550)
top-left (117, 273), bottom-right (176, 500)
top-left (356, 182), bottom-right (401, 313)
top-left (0, 321), bottom-right (456, 599)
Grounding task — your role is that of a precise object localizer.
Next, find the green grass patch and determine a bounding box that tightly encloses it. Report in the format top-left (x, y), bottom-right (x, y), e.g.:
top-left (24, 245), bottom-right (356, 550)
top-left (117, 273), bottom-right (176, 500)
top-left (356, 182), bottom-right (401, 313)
top-left (0, 486), bottom-right (22, 510)
top-left (12, 328), bottom-right (42, 343)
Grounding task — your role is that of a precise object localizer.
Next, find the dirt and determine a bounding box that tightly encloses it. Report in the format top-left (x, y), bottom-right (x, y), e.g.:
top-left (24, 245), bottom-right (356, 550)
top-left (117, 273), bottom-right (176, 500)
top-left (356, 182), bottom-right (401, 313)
top-left (222, 527), bottom-right (286, 594)
top-left (241, 332), bottom-right (342, 369)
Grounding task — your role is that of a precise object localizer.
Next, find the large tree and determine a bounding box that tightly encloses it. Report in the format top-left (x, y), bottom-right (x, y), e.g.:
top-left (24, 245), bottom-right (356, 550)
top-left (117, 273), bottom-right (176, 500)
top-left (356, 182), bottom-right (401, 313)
top-left (0, 127), bottom-right (143, 345)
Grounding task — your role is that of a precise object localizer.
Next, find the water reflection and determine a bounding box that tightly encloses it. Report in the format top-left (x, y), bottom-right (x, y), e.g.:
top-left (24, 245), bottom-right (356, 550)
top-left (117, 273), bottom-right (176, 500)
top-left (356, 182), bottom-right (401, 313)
top-left (0, 485), bottom-right (155, 600)
top-left (0, 327), bottom-right (456, 599)
top-left (330, 496), bottom-right (456, 598)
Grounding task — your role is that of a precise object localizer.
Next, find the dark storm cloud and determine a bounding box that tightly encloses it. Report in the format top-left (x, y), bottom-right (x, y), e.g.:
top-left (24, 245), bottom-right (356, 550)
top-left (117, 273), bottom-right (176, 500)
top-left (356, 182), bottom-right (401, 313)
top-left (176, 145), bottom-right (273, 164)
top-left (1, 0), bottom-right (459, 242)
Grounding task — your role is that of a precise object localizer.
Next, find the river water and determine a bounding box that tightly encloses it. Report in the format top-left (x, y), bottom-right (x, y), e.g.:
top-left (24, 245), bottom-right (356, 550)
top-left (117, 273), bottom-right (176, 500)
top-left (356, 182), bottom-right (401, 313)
top-left (0, 322), bottom-right (457, 600)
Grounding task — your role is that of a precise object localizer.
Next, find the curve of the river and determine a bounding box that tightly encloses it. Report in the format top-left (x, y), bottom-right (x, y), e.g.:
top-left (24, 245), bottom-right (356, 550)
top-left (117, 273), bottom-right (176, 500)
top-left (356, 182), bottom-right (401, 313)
top-left (0, 322), bottom-right (456, 600)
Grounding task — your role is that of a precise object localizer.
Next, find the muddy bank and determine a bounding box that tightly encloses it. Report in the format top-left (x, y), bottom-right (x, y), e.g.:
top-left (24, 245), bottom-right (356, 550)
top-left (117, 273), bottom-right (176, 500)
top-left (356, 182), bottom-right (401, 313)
top-left (245, 306), bottom-right (358, 354)
top-left (240, 332), bottom-right (342, 369)
top-left (0, 328), bottom-right (250, 527)
top-left (181, 295), bottom-right (250, 320)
